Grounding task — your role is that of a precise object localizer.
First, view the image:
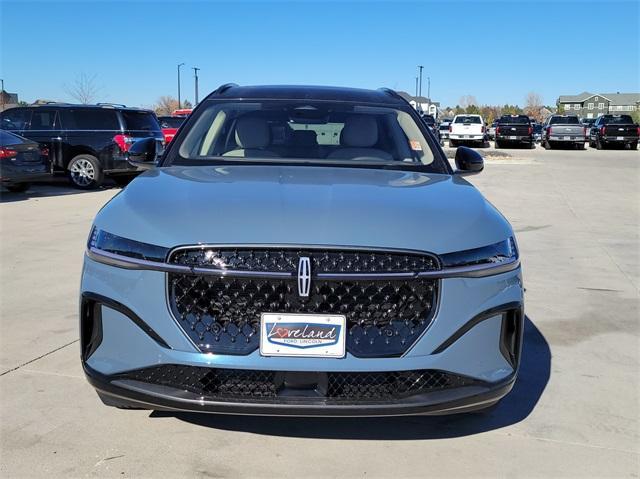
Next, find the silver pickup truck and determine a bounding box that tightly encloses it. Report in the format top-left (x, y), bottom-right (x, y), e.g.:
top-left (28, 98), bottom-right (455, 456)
top-left (541, 115), bottom-right (587, 150)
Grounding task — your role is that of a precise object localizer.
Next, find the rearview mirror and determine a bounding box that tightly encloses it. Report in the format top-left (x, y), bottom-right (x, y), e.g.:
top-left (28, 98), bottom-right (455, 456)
top-left (127, 138), bottom-right (159, 170)
top-left (454, 146), bottom-right (484, 175)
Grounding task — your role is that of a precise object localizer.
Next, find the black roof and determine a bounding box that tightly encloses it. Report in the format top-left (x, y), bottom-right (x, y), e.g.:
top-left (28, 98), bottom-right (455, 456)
top-left (8, 102), bottom-right (152, 112)
top-left (205, 84), bottom-right (408, 105)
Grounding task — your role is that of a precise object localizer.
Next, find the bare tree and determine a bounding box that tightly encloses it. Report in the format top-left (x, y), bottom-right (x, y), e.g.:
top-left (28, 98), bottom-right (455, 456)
top-left (65, 73), bottom-right (101, 104)
top-left (524, 91), bottom-right (543, 120)
top-left (459, 95), bottom-right (478, 110)
top-left (153, 96), bottom-right (180, 116)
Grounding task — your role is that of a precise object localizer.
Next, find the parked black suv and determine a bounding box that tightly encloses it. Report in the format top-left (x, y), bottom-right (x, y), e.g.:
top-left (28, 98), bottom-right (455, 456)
top-left (0, 104), bottom-right (163, 188)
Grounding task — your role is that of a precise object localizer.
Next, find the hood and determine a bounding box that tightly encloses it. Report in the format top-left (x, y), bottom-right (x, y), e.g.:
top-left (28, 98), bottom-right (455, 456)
top-left (94, 165), bottom-right (512, 255)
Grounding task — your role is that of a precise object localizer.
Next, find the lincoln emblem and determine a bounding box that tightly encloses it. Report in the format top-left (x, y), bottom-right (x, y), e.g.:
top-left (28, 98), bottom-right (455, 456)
top-left (297, 257), bottom-right (311, 297)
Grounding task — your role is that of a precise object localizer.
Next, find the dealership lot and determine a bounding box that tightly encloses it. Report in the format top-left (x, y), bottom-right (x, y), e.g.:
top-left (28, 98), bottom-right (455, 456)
top-left (0, 145), bottom-right (638, 477)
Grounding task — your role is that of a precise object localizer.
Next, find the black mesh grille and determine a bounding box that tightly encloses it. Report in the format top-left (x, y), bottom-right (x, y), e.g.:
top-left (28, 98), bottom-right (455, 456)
top-left (168, 248), bottom-right (439, 357)
top-left (119, 365), bottom-right (477, 403)
top-left (170, 247), bottom-right (439, 273)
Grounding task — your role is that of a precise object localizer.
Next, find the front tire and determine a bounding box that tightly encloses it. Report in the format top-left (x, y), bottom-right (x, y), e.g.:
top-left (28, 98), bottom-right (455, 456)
top-left (596, 137), bottom-right (604, 150)
top-left (449, 139), bottom-right (458, 147)
top-left (631, 141), bottom-right (638, 150)
top-left (68, 154), bottom-right (103, 189)
top-left (5, 182), bottom-right (30, 193)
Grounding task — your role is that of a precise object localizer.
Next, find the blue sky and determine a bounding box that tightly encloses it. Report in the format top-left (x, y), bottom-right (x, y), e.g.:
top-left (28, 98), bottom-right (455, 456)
top-left (1, 0), bottom-right (638, 108)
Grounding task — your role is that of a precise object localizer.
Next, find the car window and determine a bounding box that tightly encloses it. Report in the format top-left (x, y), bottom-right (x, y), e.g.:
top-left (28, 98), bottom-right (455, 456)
top-left (499, 116), bottom-right (530, 124)
top-left (604, 115), bottom-right (633, 125)
top-left (454, 116), bottom-right (481, 124)
top-left (158, 117), bottom-right (185, 129)
top-left (174, 100), bottom-right (444, 172)
top-left (29, 109), bottom-right (58, 130)
top-left (121, 111), bottom-right (160, 131)
top-left (548, 116), bottom-right (580, 125)
top-left (0, 108), bottom-right (31, 130)
top-left (60, 109), bottom-right (120, 130)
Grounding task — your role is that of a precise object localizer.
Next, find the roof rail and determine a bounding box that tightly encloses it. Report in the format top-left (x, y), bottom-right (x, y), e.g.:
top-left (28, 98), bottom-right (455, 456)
top-left (31, 101), bottom-right (72, 106)
top-left (96, 102), bottom-right (127, 108)
top-left (377, 87), bottom-right (405, 102)
top-left (212, 83), bottom-right (238, 95)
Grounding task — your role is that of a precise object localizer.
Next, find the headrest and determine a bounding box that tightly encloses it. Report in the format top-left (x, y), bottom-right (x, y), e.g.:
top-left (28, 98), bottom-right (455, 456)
top-left (341, 115), bottom-right (378, 148)
top-left (235, 116), bottom-right (270, 149)
top-left (292, 130), bottom-right (318, 146)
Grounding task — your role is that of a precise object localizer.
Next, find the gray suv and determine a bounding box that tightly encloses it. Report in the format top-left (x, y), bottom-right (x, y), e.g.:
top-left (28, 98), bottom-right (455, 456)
top-left (81, 84), bottom-right (524, 416)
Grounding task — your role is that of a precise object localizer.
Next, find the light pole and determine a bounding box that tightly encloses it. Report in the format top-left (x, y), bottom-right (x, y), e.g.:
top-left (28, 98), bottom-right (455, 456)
top-left (192, 67), bottom-right (200, 105)
top-left (418, 65), bottom-right (424, 98)
top-left (427, 77), bottom-right (431, 101)
top-left (0, 79), bottom-right (4, 112)
top-left (415, 76), bottom-right (418, 98)
top-left (177, 63), bottom-right (185, 109)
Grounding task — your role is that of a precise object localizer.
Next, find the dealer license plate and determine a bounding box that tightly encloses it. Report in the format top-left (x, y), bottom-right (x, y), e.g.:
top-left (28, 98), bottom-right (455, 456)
top-left (509, 136), bottom-right (517, 140)
top-left (563, 136), bottom-right (571, 140)
top-left (616, 136), bottom-right (624, 140)
top-left (260, 313), bottom-right (346, 358)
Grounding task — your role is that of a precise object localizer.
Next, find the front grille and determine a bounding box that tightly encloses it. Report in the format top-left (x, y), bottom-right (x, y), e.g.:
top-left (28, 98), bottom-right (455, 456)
top-left (118, 365), bottom-right (477, 403)
top-left (171, 247), bottom-right (439, 274)
top-left (168, 248), bottom-right (439, 357)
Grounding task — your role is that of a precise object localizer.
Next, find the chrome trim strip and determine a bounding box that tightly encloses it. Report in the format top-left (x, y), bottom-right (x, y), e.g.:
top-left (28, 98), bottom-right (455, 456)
top-left (87, 248), bottom-right (189, 273)
top-left (87, 247), bottom-right (519, 279)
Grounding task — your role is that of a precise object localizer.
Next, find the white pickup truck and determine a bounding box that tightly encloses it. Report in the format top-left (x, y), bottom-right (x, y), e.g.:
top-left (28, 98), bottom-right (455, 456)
top-left (449, 114), bottom-right (487, 147)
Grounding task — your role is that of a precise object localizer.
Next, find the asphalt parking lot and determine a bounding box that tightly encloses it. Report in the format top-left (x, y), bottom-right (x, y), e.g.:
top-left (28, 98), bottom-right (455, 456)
top-left (1, 144), bottom-right (638, 478)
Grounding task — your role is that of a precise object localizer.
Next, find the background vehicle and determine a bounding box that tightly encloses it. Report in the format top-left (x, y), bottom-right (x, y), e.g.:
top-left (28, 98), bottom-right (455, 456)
top-left (0, 104), bottom-right (163, 189)
top-left (533, 124), bottom-right (543, 143)
top-left (581, 118), bottom-right (597, 131)
top-left (438, 118), bottom-right (452, 141)
top-left (487, 121), bottom-right (497, 140)
top-left (172, 108), bottom-right (193, 117)
top-left (157, 116), bottom-right (186, 144)
top-left (0, 130), bottom-right (49, 192)
top-left (541, 115), bottom-right (586, 150)
top-left (589, 114), bottom-right (639, 150)
top-left (494, 115), bottom-right (534, 148)
top-left (449, 114), bottom-right (486, 147)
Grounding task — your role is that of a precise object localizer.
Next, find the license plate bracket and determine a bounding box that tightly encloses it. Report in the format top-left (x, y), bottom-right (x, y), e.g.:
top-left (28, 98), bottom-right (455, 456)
top-left (260, 313), bottom-right (346, 358)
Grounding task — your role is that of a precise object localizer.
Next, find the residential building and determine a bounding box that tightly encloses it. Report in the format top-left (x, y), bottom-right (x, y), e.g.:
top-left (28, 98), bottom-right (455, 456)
top-left (557, 92), bottom-right (640, 119)
top-left (0, 90), bottom-right (19, 111)
top-left (397, 91), bottom-right (440, 118)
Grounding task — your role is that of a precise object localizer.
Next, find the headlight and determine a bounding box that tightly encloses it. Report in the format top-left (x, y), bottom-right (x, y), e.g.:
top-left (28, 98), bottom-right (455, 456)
top-left (440, 237), bottom-right (518, 269)
top-left (88, 228), bottom-right (169, 263)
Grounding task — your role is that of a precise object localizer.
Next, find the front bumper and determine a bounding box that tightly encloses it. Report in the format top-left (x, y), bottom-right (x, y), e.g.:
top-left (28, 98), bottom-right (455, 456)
top-left (85, 363), bottom-right (516, 416)
top-left (80, 256), bottom-right (524, 416)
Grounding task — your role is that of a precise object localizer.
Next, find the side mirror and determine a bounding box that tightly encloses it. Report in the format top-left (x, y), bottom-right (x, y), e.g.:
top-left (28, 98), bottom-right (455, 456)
top-left (127, 138), bottom-right (159, 170)
top-left (454, 146), bottom-right (484, 175)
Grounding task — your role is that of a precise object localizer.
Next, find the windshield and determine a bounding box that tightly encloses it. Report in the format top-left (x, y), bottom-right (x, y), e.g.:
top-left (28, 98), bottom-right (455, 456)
top-left (549, 116), bottom-right (580, 125)
top-left (168, 100), bottom-right (447, 172)
top-left (454, 116), bottom-right (481, 124)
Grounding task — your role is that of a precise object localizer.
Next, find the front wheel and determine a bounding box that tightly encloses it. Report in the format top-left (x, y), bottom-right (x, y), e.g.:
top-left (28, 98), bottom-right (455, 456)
top-left (449, 139), bottom-right (458, 147)
top-left (68, 154), bottom-right (103, 189)
top-left (630, 141), bottom-right (638, 150)
top-left (544, 139), bottom-right (552, 149)
top-left (596, 137), bottom-right (603, 150)
top-left (5, 182), bottom-right (30, 193)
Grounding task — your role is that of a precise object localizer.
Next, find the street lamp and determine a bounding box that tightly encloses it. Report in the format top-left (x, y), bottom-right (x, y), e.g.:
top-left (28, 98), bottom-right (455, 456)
top-left (418, 65), bottom-right (424, 98)
top-left (192, 67), bottom-right (200, 105)
top-left (0, 79), bottom-right (4, 112)
top-left (177, 63), bottom-right (185, 109)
